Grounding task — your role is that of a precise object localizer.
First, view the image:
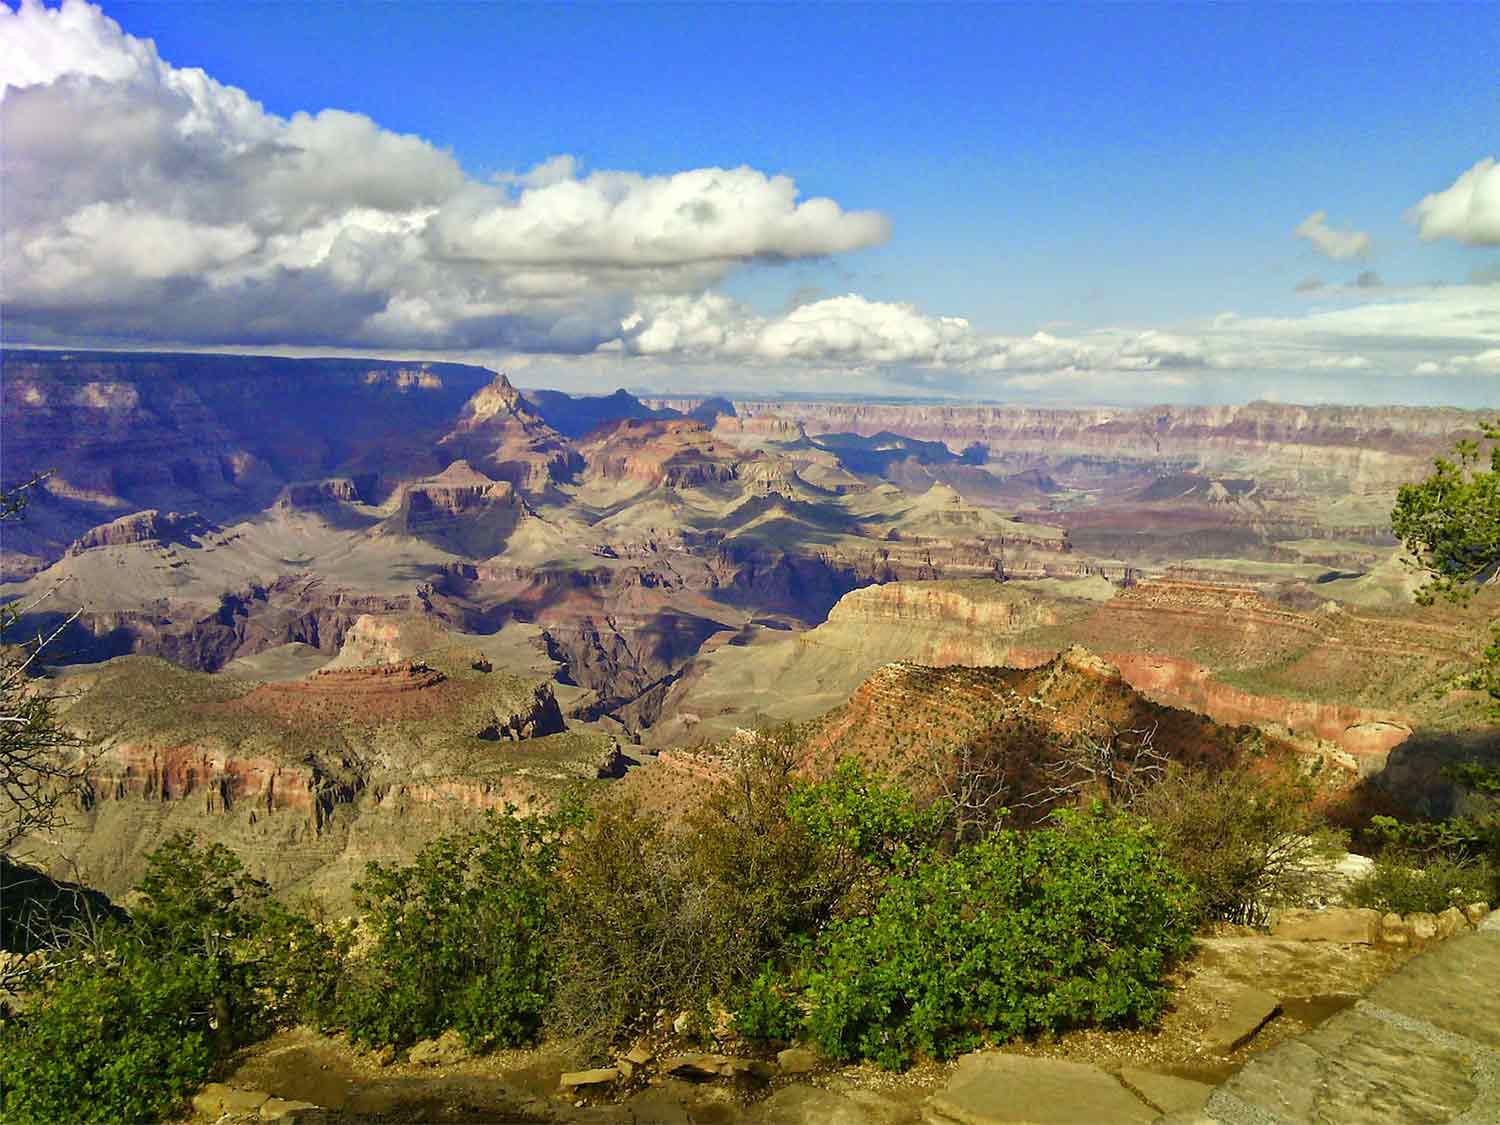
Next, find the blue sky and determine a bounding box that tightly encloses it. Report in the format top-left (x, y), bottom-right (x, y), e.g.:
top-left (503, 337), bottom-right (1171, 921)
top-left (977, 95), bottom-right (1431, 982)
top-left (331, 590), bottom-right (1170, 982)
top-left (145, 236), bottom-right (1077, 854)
top-left (4, 0), bottom-right (1499, 404)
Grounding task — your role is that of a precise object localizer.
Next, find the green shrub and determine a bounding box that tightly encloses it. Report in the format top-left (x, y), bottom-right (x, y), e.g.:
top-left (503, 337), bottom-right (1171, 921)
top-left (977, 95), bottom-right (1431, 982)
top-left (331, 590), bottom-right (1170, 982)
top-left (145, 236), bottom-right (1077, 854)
top-left (132, 832), bottom-right (269, 951)
top-left (731, 962), bottom-right (805, 1042)
top-left (337, 805), bottom-right (574, 1050)
top-left (1348, 853), bottom-right (1495, 915)
top-left (550, 751), bottom-right (938, 1046)
top-left (549, 796), bottom-right (703, 1045)
top-left (249, 899), bottom-right (351, 1029)
top-left (0, 833), bottom-right (331, 1124)
top-left (802, 807), bottom-right (1195, 1070)
top-left (0, 942), bottom-right (219, 1124)
top-left (1134, 763), bottom-right (1346, 925)
top-left (787, 757), bottom-right (945, 914)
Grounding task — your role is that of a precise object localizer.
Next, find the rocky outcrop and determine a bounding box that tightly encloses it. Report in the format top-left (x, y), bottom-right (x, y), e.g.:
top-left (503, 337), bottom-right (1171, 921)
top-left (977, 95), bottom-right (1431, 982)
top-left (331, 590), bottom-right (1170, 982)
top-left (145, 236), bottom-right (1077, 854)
top-left (66, 509), bottom-right (219, 554)
top-left (806, 578), bottom-right (1470, 760)
top-left (819, 580), bottom-right (1061, 665)
top-left (683, 649), bottom-right (1317, 824)
top-left (542, 611), bottom-right (733, 712)
top-left (1099, 652), bottom-right (1413, 762)
top-left (580, 418), bottom-right (740, 488)
top-left (476, 681), bottom-right (566, 741)
top-left (380, 461), bottom-right (534, 558)
top-left (272, 478), bottom-right (363, 510)
top-left (86, 742), bottom-right (356, 828)
top-left (438, 372), bottom-right (582, 492)
top-left (62, 575), bottom-right (419, 672)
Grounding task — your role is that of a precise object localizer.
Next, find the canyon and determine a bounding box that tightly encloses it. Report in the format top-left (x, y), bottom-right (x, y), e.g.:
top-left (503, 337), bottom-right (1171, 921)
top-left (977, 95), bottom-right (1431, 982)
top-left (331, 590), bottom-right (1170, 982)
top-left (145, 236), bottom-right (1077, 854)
top-left (2, 349), bottom-right (1495, 897)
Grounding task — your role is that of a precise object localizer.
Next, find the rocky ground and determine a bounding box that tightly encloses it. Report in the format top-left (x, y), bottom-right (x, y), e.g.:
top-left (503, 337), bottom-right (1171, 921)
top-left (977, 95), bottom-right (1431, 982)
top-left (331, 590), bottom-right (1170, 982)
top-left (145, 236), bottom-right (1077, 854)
top-left (173, 903), bottom-right (1496, 1125)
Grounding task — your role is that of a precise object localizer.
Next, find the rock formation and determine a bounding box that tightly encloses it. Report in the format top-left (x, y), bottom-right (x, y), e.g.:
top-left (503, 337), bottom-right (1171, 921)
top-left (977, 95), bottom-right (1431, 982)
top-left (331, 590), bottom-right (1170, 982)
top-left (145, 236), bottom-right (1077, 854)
top-left (66, 509), bottom-right (220, 554)
top-left (437, 372), bottom-right (582, 493)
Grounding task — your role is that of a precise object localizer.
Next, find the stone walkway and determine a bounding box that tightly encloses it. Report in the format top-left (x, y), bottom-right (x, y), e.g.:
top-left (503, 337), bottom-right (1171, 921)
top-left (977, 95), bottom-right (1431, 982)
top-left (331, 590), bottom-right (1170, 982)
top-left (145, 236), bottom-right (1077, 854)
top-left (1188, 910), bottom-right (1500, 1125)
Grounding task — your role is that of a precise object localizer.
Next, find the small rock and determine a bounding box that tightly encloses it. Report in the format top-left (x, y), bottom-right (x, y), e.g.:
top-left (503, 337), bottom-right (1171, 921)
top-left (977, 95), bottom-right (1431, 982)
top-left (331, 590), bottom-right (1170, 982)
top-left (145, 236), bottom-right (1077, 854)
top-left (560, 1067), bottom-right (620, 1090)
top-left (370, 1043), bottom-right (396, 1067)
top-left (617, 1058), bottom-right (636, 1080)
top-left (1407, 912), bottom-right (1439, 945)
top-left (1435, 906), bottom-right (1465, 941)
top-left (1380, 912), bottom-right (1410, 947)
top-left (777, 1046), bottom-right (820, 1075)
top-left (1333, 852), bottom-right (1376, 882)
top-left (724, 1058), bottom-right (776, 1084)
top-left (925, 1053), bottom-right (1155, 1124)
top-left (672, 1010), bottom-right (693, 1036)
top-left (623, 1043), bottom-right (655, 1067)
top-left (708, 1001), bottom-right (735, 1041)
top-left (193, 1084), bottom-right (270, 1116)
top-left (1117, 1067), bottom-right (1214, 1116)
top-left (1271, 907), bottom-right (1380, 944)
top-left (757, 1085), bottom-right (879, 1125)
top-left (664, 1053), bottom-right (726, 1082)
top-left (1206, 986), bottom-right (1281, 1054)
top-left (259, 1097), bottom-right (321, 1121)
top-left (1463, 901), bottom-right (1490, 927)
top-left (661, 1053), bottom-right (771, 1083)
top-left (408, 1028), bottom-right (469, 1067)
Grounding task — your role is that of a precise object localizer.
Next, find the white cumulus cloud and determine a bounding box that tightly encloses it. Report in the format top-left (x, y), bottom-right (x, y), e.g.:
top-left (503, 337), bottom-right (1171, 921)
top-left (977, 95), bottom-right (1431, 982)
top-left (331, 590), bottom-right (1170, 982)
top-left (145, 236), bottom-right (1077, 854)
top-left (0, 0), bottom-right (889, 351)
top-left (1407, 157), bottom-right (1500, 247)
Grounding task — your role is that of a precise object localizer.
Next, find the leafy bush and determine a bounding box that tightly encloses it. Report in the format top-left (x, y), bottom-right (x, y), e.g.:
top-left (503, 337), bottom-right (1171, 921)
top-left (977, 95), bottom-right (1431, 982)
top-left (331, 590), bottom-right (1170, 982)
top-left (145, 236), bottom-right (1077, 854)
top-left (787, 757), bottom-right (945, 913)
top-left (731, 962), bottom-right (805, 1042)
top-left (1135, 763), bottom-right (1346, 925)
top-left (551, 749), bottom-right (939, 1046)
top-left (801, 807), bottom-right (1195, 1069)
top-left (0, 833), bottom-right (330, 1124)
top-left (337, 805), bottom-right (575, 1050)
top-left (1348, 853), bottom-right (1495, 915)
top-left (249, 898), bottom-right (350, 1029)
top-left (0, 942), bottom-right (220, 1124)
top-left (549, 795), bottom-right (703, 1044)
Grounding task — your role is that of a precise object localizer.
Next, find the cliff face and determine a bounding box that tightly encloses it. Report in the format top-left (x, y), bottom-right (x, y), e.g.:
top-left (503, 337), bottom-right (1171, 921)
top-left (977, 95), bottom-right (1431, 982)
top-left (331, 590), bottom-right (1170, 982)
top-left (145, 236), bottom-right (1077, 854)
top-left (578, 418), bottom-right (740, 488)
top-left (88, 743), bottom-right (347, 823)
top-left (716, 401), bottom-right (1486, 489)
top-left (61, 576), bottom-right (419, 672)
top-left (380, 462), bottom-right (533, 558)
top-left (272, 478), bottom-right (363, 511)
top-left (1, 350), bottom-right (496, 576)
top-left (2, 351), bottom-right (494, 500)
top-left (437, 372), bottom-right (582, 493)
top-left (67, 510), bottom-right (219, 555)
top-left (42, 628), bottom-right (598, 902)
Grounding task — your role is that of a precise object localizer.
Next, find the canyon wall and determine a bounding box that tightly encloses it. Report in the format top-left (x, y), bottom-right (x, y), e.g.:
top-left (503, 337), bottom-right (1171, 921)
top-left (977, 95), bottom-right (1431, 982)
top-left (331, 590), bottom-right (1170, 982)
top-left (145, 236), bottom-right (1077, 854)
top-left (650, 399), bottom-right (1489, 490)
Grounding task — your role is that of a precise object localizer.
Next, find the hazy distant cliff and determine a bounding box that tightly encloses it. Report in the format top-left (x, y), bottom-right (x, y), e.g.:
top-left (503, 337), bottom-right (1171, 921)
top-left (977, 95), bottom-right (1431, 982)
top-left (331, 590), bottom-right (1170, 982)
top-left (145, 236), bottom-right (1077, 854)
top-left (650, 398), bottom-right (1489, 489)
